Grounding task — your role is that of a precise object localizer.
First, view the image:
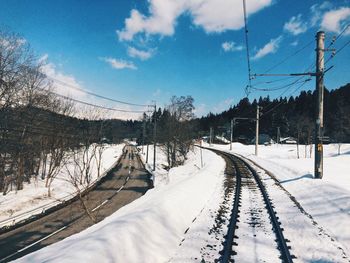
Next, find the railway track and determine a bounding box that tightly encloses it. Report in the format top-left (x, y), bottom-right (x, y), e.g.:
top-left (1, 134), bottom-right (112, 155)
top-left (207, 148), bottom-right (294, 263)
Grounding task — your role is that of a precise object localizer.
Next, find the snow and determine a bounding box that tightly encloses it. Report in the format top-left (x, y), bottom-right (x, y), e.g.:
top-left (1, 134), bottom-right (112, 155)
top-left (14, 146), bottom-right (226, 263)
top-left (0, 144), bottom-right (125, 227)
top-left (8, 142), bottom-right (350, 262)
top-left (205, 142), bottom-right (350, 261)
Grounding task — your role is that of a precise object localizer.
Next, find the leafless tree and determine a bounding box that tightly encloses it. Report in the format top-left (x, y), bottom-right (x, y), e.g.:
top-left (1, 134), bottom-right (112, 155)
top-left (160, 96), bottom-right (195, 168)
top-left (64, 108), bottom-right (107, 222)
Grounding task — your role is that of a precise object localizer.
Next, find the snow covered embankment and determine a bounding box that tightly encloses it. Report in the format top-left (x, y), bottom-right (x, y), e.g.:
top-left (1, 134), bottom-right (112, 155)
top-left (0, 144), bottom-right (125, 227)
top-left (15, 147), bottom-right (225, 263)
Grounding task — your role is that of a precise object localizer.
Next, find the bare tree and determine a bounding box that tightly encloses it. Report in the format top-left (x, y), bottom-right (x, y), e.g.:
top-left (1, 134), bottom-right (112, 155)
top-left (160, 96), bottom-right (195, 168)
top-left (64, 108), bottom-right (106, 222)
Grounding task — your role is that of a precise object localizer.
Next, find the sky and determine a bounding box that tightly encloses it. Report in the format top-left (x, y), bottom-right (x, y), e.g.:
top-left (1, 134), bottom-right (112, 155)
top-left (0, 0), bottom-right (350, 119)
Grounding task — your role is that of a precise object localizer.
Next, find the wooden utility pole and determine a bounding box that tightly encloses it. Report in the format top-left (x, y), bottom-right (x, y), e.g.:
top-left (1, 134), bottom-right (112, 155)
top-left (142, 118), bottom-right (146, 154)
top-left (146, 144), bottom-right (149, 163)
top-left (277, 126), bottom-right (280, 144)
top-left (230, 119), bottom-right (233, 151)
top-left (315, 31), bottom-right (325, 179)
top-left (200, 139), bottom-right (203, 168)
top-left (255, 105), bottom-right (260, 156)
top-left (209, 127), bottom-right (213, 146)
top-left (153, 103), bottom-right (157, 171)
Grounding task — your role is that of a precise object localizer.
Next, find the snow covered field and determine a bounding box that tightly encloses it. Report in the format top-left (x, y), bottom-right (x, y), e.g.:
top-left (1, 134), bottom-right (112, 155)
top-left (0, 144), bottom-right (125, 227)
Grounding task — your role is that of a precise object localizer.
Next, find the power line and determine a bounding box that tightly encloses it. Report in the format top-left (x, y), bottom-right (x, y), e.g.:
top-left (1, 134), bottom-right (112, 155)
top-left (46, 75), bottom-right (153, 107)
top-left (251, 76), bottom-right (295, 87)
top-left (325, 38), bottom-right (350, 65)
top-left (262, 39), bottom-right (314, 74)
top-left (242, 0), bottom-right (253, 95)
top-left (251, 77), bottom-right (311, 92)
top-left (260, 78), bottom-right (311, 117)
top-left (40, 88), bottom-right (152, 114)
top-left (328, 23), bottom-right (350, 48)
top-left (323, 23), bottom-right (350, 65)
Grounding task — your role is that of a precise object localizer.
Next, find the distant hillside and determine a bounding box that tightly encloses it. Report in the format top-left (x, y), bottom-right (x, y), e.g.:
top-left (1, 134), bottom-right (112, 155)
top-left (0, 106), bottom-right (141, 146)
top-left (196, 83), bottom-right (350, 143)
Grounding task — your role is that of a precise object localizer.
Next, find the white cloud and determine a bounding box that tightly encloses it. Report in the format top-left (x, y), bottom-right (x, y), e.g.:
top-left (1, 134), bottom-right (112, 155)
top-left (117, 0), bottom-right (272, 41)
top-left (39, 55), bottom-right (146, 120)
top-left (40, 54), bottom-right (87, 99)
top-left (252, 36), bottom-right (282, 60)
top-left (222, 41), bottom-right (244, 52)
top-left (284, 14), bottom-right (308, 35)
top-left (212, 98), bottom-right (234, 114)
top-left (194, 103), bottom-right (207, 117)
top-left (321, 7), bottom-right (350, 35)
top-left (152, 88), bottom-right (161, 97)
top-left (310, 1), bottom-right (333, 27)
top-left (100, 57), bottom-right (137, 70)
top-left (127, 46), bottom-right (153, 60)
top-left (290, 40), bottom-right (299, 46)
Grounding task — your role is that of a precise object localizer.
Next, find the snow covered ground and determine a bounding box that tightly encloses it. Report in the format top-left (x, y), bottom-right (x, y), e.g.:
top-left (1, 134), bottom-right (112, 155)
top-left (15, 146), bottom-right (226, 262)
top-left (205, 142), bottom-right (350, 261)
top-left (0, 144), bottom-right (125, 227)
top-left (9, 142), bottom-right (350, 262)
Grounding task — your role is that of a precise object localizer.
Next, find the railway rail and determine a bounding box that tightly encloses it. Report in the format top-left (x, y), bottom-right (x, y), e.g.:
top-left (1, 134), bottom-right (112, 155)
top-left (206, 148), bottom-right (294, 263)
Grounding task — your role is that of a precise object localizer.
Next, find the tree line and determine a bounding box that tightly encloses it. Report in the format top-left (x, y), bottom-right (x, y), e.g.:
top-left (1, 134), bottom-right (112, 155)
top-left (195, 83), bottom-right (350, 145)
top-left (0, 29), bottom-right (140, 197)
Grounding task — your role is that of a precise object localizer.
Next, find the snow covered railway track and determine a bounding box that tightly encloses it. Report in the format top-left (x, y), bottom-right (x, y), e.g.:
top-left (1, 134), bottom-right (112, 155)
top-left (208, 148), bottom-right (294, 263)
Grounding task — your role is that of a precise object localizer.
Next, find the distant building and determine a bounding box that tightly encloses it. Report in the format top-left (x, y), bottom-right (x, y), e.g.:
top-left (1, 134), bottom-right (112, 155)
top-left (251, 134), bottom-right (275, 145)
top-left (279, 137), bottom-right (297, 144)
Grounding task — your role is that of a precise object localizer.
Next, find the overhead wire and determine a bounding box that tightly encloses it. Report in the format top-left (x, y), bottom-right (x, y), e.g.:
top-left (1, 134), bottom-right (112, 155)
top-left (251, 77), bottom-right (311, 91)
top-left (46, 76), bottom-right (153, 107)
top-left (325, 38), bottom-right (350, 65)
top-left (260, 78), bottom-right (311, 117)
top-left (323, 23), bottom-right (350, 65)
top-left (242, 0), bottom-right (253, 96)
top-left (39, 88), bottom-right (152, 114)
top-left (251, 76), bottom-right (296, 87)
top-left (262, 39), bottom-right (314, 74)
top-left (247, 25), bottom-right (349, 117)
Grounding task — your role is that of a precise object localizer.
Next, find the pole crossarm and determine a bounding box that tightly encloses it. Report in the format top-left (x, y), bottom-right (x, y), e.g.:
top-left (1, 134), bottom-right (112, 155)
top-left (253, 72), bottom-right (318, 77)
top-left (233, 117), bottom-right (257, 122)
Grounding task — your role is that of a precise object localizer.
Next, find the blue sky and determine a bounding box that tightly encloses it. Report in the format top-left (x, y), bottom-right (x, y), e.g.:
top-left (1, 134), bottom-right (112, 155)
top-left (1, 0), bottom-right (349, 118)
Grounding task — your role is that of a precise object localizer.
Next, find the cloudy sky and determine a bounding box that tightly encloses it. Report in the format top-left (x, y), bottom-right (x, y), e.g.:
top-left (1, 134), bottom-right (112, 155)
top-left (1, 0), bottom-right (349, 118)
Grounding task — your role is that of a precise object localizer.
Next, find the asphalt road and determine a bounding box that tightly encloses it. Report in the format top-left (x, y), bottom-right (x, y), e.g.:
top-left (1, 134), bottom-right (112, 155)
top-left (0, 145), bottom-right (151, 262)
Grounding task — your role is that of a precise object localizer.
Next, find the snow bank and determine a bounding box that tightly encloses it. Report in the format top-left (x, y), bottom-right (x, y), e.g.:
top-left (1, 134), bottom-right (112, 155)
top-left (15, 147), bottom-right (225, 262)
top-left (0, 144), bottom-right (125, 227)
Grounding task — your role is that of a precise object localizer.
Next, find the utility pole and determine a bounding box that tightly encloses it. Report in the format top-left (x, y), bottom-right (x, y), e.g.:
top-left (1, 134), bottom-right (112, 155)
top-left (146, 144), bottom-right (149, 163)
top-left (200, 138), bottom-right (203, 168)
top-left (277, 126), bottom-right (280, 144)
top-left (153, 103), bottom-right (157, 171)
top-left (142, 118), bottom-right (146, 154)
top-left (209, 127), bottom-right (213, 146)
top-left (230, 119), bottom-right (233, 151)
top-left (255, 105), bottom-right (260, 156)
top-left (315, 31), bottom-right (325, 179)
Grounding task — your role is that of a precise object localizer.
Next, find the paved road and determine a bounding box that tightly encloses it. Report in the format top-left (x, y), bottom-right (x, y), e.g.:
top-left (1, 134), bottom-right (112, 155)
top-left (0, 145), bottom-right (151, 262)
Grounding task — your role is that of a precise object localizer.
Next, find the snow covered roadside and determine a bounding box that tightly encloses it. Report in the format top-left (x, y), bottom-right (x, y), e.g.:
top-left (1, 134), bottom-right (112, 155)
top-left (0, 144), bottom-right (125, 227)
top-left (14, 146), bottom-right (225, 262)
top-left (208, 142), bottom-right (350, 258)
